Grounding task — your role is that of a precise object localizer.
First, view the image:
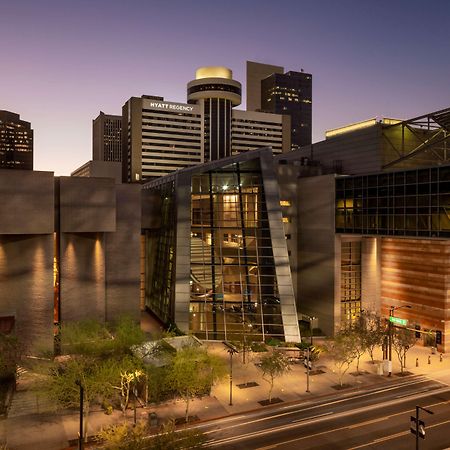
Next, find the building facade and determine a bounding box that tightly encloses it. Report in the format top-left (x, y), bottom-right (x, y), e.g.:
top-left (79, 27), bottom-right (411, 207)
top-left (261, 70), bottom-right (312, 149)
top-left (141, 148), bottom-right (301, 343)
top-left (122, 67), bottom-right (290, 183)
top-left (278, 107), bottom-right (450, 351)
top-left (0, 169), bottom-right (141, 351)
top-left (246, 61), bottom-right (312, 149)
top-left (0, 110), bottom-right (33, 170)
top-left (246, 61), bottom-right (284, 112)
top-left (92, 112), bottom-right (122, 162)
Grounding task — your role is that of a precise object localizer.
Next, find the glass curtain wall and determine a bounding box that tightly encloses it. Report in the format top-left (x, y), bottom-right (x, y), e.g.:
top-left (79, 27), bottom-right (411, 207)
top-left (189, 159), bottom-right (284, 341)
top-left (340, 241), bottom-right (361, 327)
top-left (336, 166), bottom-right (450, 238)
top-left (145, 181), bottom-right (176, 324)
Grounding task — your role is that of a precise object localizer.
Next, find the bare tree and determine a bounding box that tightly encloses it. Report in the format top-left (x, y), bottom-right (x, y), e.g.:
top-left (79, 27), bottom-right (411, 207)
top-left (327, 330), bottom-right (359, 386)
top-left (257, 351), bottom-right (290, 403)
top-left (392, 327), bottom-right (416, 373)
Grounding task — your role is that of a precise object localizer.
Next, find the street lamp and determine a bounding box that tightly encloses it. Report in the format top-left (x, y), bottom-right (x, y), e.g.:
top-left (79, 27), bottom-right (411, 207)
top-left (388, 305), bottom-right (411, 376)
top-left (223, 341), bottom-right (238, 406)
top-left (75, 379), bottom-right (84, 450)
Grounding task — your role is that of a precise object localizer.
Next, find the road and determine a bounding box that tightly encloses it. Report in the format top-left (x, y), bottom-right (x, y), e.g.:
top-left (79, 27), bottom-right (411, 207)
top-left (195, 375), bottom-right (450, 449)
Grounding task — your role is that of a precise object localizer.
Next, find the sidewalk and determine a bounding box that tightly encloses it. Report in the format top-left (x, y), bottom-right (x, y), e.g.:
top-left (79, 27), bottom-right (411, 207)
top-left (1, 342), bottom-right (449, 449)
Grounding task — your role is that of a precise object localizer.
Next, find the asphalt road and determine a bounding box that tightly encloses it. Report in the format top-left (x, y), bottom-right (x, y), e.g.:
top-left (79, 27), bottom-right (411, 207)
top-left (196, 375), bottom-right (450, 449)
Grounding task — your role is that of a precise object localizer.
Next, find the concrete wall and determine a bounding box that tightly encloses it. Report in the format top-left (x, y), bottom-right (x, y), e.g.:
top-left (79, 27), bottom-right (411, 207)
top-left (60, 232), bottom-right (106, 322)
top-left (59, 177), bottom-right (116, 232)
top-left (0, 234), bottom-right (53, 350)
top-left (310, 126), bottom-right (382, 175)
top-left (105, 184), bottom-right (141, 321)
top-left (0, 170), bottom-right (54, 234)
top-left (297, 174), bottom-right (337, 335)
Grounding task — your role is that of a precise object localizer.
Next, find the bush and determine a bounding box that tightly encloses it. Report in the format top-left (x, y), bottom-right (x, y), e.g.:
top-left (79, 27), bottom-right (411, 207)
top-left (251, 342), bottom-right (268, 352)
top-left (0, 333), bottom-right (22, 381)
top-left (266, 338), bottom-right (282, 347)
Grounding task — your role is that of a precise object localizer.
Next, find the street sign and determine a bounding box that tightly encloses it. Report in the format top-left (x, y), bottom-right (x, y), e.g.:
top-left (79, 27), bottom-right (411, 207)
top-left (410, 416), bottom-right (426, 439)
top-left (390, 316), bottom-right (408, 326)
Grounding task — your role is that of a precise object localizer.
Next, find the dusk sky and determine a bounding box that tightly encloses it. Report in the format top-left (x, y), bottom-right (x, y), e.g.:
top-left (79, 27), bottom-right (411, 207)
top-left (1, 0), bottom-right (449, 175)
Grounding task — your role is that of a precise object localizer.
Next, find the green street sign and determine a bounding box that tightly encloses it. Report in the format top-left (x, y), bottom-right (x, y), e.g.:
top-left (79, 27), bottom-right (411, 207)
top-left (389, 316), bottom-right (408, 326)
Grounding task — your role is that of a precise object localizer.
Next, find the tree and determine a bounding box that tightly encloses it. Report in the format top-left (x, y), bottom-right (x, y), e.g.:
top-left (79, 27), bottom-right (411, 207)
top-left (347, 327), bottom-right (366, 374)
top-left (0, 333), bottom-right (22, 381)
top-left (40, 354), bottom-right (142, 441)
top-left (257, 350), bottom-right (290, 403)
top-left (360, 311), bottom-right (385, 364)
top-left (96, 419), bottom-right (206, 450)
top-left (392, 327), bottom-right (416, 373)
top-left (327, 330), bottom-right (359, 386)
top-left (165, 346), bottom-right (226, 423)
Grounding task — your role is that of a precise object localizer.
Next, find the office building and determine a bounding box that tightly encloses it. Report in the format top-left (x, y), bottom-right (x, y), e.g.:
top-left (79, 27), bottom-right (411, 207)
top-left (92, 112), bottom-right (122, 162)
top-left (122, 67), bottom-right (290, 183)
top-left (246, 61), bottom-right (284, 112)
top-left (261, 70), bottom-right (312, 149)
top-left (246, 61), bottom-right (312, 149)
top-left (0, 110), bottom-right (33, 170)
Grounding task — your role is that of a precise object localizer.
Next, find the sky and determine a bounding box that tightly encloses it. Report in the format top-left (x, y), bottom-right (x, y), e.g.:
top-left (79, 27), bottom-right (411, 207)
top-left (1, 0), bottom-right (449, 175)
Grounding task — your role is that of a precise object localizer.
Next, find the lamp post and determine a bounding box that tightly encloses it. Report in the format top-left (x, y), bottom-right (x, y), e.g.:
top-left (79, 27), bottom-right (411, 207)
top-left (75, 380), bottom-right (84, 450)
top-left (304, 316), bottom-right (316, 393)
top-left (388, 305), bottom-right (411, 376)
top-left (223, 341), bottom-right (238, 406)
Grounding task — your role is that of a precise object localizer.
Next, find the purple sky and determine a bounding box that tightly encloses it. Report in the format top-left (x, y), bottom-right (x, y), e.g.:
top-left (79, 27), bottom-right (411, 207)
top-left (1, 0), bottom-right (449, 175)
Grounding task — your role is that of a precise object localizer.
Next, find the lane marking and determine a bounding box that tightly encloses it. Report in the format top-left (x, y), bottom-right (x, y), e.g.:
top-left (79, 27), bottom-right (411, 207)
top-left (201, 376), bottom-right (440, 434)
top-left (348, 418), bottom-right (450, 449)
top-left (291, 411), bottom-right (333, 423)
top-left (208, 389), bottom-right (450, 448)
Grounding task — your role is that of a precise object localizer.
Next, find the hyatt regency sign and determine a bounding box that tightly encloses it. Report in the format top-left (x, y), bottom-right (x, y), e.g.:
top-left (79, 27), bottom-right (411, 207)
top-left (149, 101), bottom-right (194, 112)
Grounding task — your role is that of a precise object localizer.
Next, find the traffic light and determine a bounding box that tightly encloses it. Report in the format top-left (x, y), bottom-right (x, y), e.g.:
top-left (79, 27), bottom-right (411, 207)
top-left (415, 325), bottom-right (421, 339)
top-left (410, 416), bottom-right (426, 439)
top-left (436, 330), bottom-right (442, 345)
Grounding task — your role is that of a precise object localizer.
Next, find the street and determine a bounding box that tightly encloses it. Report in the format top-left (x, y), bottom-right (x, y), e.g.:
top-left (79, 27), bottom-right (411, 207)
top-left (197, 375), bottom-right (450, 449)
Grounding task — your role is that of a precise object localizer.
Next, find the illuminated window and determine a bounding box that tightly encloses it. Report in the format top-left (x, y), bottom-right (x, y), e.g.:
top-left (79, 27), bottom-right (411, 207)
top-left (280, 200), bottom-right (291, 207)
top-left (282, 217), bottom-right (291, 223)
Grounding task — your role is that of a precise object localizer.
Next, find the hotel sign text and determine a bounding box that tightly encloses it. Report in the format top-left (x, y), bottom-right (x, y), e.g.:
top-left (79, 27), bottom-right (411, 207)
top-left (149, 102), bottom-right (194, 112)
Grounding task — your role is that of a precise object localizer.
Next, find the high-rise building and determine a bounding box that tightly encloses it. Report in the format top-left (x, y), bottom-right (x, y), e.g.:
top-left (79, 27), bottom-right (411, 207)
top-left (187, 66), bottom-right (241, 161)
top-left (246, 61), bottom-right (284, 112)
top-left (246, 61), bottom-right (312, 150)
top-left (261, 70), bottom-right (312, 149)
top-left (121, 67), bottom-right (291, 182)
top-left (0, 110), bottom-right (33, 170)
top-left (92, 112), bottom-right (122, 162)
top-left (122, 96), bottom-right (203, 182)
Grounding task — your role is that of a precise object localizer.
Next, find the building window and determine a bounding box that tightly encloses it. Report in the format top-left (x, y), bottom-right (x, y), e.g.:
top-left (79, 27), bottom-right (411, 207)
top-left (340, 241), bottom-right (361, 327)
